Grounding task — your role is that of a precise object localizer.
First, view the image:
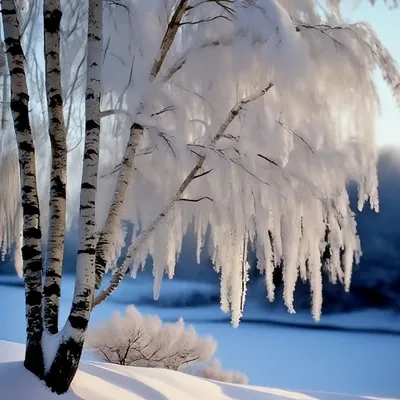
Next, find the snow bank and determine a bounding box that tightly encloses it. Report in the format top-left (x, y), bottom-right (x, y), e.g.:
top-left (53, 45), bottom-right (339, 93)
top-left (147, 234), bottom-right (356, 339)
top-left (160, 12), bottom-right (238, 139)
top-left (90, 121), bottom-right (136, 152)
top-left (1, 341), bottom-right (395, 400)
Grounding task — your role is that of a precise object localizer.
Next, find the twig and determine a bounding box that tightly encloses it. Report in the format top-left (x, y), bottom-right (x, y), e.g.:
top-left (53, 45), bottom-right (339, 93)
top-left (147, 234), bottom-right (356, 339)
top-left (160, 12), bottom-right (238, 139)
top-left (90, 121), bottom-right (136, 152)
top-left (179, 196), bottom-right (214, 203)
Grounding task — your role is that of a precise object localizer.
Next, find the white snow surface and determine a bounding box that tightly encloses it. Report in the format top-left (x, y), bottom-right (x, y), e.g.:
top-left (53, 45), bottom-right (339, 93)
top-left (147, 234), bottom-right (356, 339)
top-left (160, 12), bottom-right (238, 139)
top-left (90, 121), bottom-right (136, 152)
top-left (1, 277), bottom-right (400, 397)
top-left (0, 341), bottom-right (397, 400)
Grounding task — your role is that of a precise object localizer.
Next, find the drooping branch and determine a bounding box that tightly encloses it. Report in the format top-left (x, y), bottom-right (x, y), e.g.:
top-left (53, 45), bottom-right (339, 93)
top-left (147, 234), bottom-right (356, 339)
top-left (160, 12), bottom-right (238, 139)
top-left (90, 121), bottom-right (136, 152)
top-left (93, 82), bottom-right (274, 307)
top-left (2, 0), bottom-right (45, 378)
top-left (42, 0), bottom-right (68, 335)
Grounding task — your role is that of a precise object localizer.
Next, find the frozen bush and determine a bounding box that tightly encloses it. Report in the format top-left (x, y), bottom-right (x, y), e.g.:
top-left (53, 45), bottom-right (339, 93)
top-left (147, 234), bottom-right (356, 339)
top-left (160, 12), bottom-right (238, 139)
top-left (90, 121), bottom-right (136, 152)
top-left (186, 359), bottom-right (249, 385)
top-left (86, 305), bottom-right (216, 369)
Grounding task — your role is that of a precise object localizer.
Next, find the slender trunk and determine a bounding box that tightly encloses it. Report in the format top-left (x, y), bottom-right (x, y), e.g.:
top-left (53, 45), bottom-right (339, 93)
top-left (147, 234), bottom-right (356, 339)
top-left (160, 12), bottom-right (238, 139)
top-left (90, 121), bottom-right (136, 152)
top-left (44, 0), bottom-right (102, 394)
top-left (43, 0), bottom-right (67, 334)
top-left (94, 83), bottom-right (274, 306)
top-left (2, 0), bottom-right (45, 378)
top-left (1, 73), bottom-right (9, 130)
top-left (150, 0), bottom-right (188, 81)
top-left (94, 2), bottom-right (188, 289)
top-left (94, 123), bottom-right (143, 288)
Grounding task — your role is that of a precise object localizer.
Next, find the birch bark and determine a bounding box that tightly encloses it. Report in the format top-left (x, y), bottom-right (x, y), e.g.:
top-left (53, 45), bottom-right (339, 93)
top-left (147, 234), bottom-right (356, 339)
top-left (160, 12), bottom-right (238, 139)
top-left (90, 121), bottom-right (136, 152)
top-left (43, 0), bottom-right (67, 334)
top-left (44, 0), bottom-right (102, 393)
top-left (2, 0), bottom-right (45, 378)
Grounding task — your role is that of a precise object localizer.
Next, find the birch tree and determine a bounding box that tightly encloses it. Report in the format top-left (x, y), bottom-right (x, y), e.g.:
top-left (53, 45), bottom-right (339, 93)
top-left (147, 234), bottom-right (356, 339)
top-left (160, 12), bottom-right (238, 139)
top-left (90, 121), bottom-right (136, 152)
top-left (0, 0), bottom-right (399, 395)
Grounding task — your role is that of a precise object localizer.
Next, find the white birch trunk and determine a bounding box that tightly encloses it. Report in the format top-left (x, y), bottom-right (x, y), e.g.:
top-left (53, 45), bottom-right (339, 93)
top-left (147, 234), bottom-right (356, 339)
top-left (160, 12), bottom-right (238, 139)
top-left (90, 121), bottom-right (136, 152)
top-left (44, 0), bottom-right (102, 394)
top-left (150, 0), bottom-right (188, 81)
top-left (43, 0), bottom-right (67, 334)
top-left (94, 123), bottom-right (143, 288)
top-left (2, 0), bottom-right (45, 378)
top-left (94, 1), bottom-right (188, 289)
top-left (94, 83), bottom-right (274, 306)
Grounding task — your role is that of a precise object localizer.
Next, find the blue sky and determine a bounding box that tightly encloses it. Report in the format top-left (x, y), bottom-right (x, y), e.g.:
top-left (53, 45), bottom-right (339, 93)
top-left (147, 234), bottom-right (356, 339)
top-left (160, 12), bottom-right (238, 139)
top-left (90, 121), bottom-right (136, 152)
top-left (343, 2), bottom-right (399, 148)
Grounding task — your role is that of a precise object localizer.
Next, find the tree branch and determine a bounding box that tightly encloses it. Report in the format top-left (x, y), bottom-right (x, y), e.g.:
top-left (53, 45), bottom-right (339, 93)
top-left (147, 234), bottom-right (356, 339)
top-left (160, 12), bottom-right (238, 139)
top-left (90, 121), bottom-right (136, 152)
top-left (179, 196), bottom-right (213, 203)
top-left (94, 0), bottom-right (190, 290)
top-left (93, 82), bottom-right (274, 307)
top-left (150, 0), bottom-right (189, 81)
top-left (94, 123), bottom-right (144, 289)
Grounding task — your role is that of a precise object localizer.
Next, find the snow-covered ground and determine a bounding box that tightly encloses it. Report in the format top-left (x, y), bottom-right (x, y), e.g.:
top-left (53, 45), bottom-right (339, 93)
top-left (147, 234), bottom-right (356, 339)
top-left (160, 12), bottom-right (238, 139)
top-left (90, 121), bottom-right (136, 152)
top-left (0, 275), bottom-right (399, 398)
top-left (0, 341), bottom-right (396, 400)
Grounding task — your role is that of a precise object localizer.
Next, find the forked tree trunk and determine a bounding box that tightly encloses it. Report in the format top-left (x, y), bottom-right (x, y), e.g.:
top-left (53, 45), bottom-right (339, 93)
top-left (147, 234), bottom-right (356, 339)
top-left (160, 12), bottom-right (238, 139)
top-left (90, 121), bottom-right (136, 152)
top-left (1, 0), bottom-right (45, 379)
top-left (43, 0), bottom-right (102, 393)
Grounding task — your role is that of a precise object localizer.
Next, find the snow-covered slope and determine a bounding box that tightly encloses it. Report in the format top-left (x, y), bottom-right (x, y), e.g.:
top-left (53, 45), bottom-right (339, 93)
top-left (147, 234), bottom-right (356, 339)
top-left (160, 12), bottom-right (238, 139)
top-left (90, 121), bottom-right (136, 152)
top-left (0, 341), bottom-right (397, 400)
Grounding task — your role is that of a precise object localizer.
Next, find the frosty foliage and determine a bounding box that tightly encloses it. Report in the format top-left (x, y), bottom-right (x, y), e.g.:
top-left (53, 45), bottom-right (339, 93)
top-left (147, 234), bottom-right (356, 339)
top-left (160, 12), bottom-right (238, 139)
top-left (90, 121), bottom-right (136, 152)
top-left (186, 359), bottom-right (249, 385)
top-left (86, 306), bottom-right (217, 369)
top-left (1, 0), bottom-right (399, 325)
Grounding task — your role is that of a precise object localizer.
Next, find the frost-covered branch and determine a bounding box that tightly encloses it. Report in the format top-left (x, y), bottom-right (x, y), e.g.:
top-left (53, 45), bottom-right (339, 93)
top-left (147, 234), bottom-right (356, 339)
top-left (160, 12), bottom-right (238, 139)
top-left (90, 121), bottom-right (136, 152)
top-left (293, 19), bottom-right (400, 104)
top-left (94, 0), bottom-right (192, 290)
top-left (150, 0), bottom-right (189, 81)
top-left (93, 82), bottom-right (274, 307)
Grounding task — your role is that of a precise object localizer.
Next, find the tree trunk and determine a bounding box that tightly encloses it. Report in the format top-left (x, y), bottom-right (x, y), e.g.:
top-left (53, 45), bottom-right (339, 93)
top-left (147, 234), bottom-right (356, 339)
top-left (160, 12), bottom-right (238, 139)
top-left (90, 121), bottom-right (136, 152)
top-left (2, 0), bottom-right (45, 379)
top-left (43, 328), bottom-right (85, 394)
top-left (43, 0), bottom-right (68, 334)
top-left (94, 123), bottom-right (143, 288)
top-left (94, 1), bottom-right (190, 289)
top-left (44, 0), bottom-right (103, 393)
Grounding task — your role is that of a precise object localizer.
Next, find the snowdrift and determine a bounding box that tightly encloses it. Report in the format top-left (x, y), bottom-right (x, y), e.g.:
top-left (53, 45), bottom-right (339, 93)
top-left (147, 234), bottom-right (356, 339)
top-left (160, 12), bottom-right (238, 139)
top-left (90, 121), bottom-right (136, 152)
top-left (0, 341), bottom-right (397, 400)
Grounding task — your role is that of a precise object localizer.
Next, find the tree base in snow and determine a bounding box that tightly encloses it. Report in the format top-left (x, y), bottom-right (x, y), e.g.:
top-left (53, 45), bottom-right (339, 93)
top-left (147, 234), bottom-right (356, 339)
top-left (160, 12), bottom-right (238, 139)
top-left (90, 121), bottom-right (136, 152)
top-left (24, 340), bottom-right (44, 380)
top-left (44, 338), bottom-right (84, 395)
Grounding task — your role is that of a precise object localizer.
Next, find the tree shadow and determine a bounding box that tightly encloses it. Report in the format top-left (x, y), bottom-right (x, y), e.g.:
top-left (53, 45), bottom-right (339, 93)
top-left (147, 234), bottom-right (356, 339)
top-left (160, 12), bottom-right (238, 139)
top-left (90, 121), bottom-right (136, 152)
top-left (79, 361), bottom-right (169, 400)
top-left (0, 361), bottom-right (85, 400)
top-left (216, 380), bottom-right (319, 400)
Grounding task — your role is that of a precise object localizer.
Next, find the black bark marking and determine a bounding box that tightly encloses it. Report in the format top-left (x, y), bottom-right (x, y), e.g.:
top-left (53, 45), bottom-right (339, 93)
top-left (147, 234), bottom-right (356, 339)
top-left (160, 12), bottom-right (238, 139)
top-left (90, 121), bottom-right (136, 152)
top-left (1, 8), bottom-right (17, 16)
top-left (25, 290), bottom-right (42, 307)
top-left (44, 308), bottom-right (59, 334)
top-left (49, 94), bottom-right (63, 108)
top-left (23, 227), bottom-right (42, 239)
top-left (86, 119), bottom-right (100, 131)
top-left (68, 315), bottom-right (89, 331)
top-left (44, 9), bottom-right (62, 34)
top-left (44, 339), bottom-right (84, 394)
top-left (21, 202), bottom-right (40, 216)
top-left (43, 282), bottom-right (61, 298)
top-left (24, 337), bottom-right (45, 380)
top-left (50, 175), bottom-right (66, 198)
top-left (81, 182), bottom-right (96, 190)
top-left (77, 248), bottom-right (96, 255)
top-left (132, 122), bottom-right (143, 130)
top-left (45, 270), bottom-right (62, 279)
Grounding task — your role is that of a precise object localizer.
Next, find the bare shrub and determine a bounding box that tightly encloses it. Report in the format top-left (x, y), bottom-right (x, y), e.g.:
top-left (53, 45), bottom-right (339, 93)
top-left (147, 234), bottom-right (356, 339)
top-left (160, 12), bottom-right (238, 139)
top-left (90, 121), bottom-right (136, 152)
top-left (86, 305), bottom-right (216, 369)
top-left (186, 359), bottom-right (249, 385)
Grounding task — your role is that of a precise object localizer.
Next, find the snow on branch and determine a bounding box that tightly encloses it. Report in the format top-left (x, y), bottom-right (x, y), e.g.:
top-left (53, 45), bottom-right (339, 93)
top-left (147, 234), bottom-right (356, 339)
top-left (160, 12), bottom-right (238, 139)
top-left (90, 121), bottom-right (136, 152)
top-left (93, 82), bottom-right (274, 308)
